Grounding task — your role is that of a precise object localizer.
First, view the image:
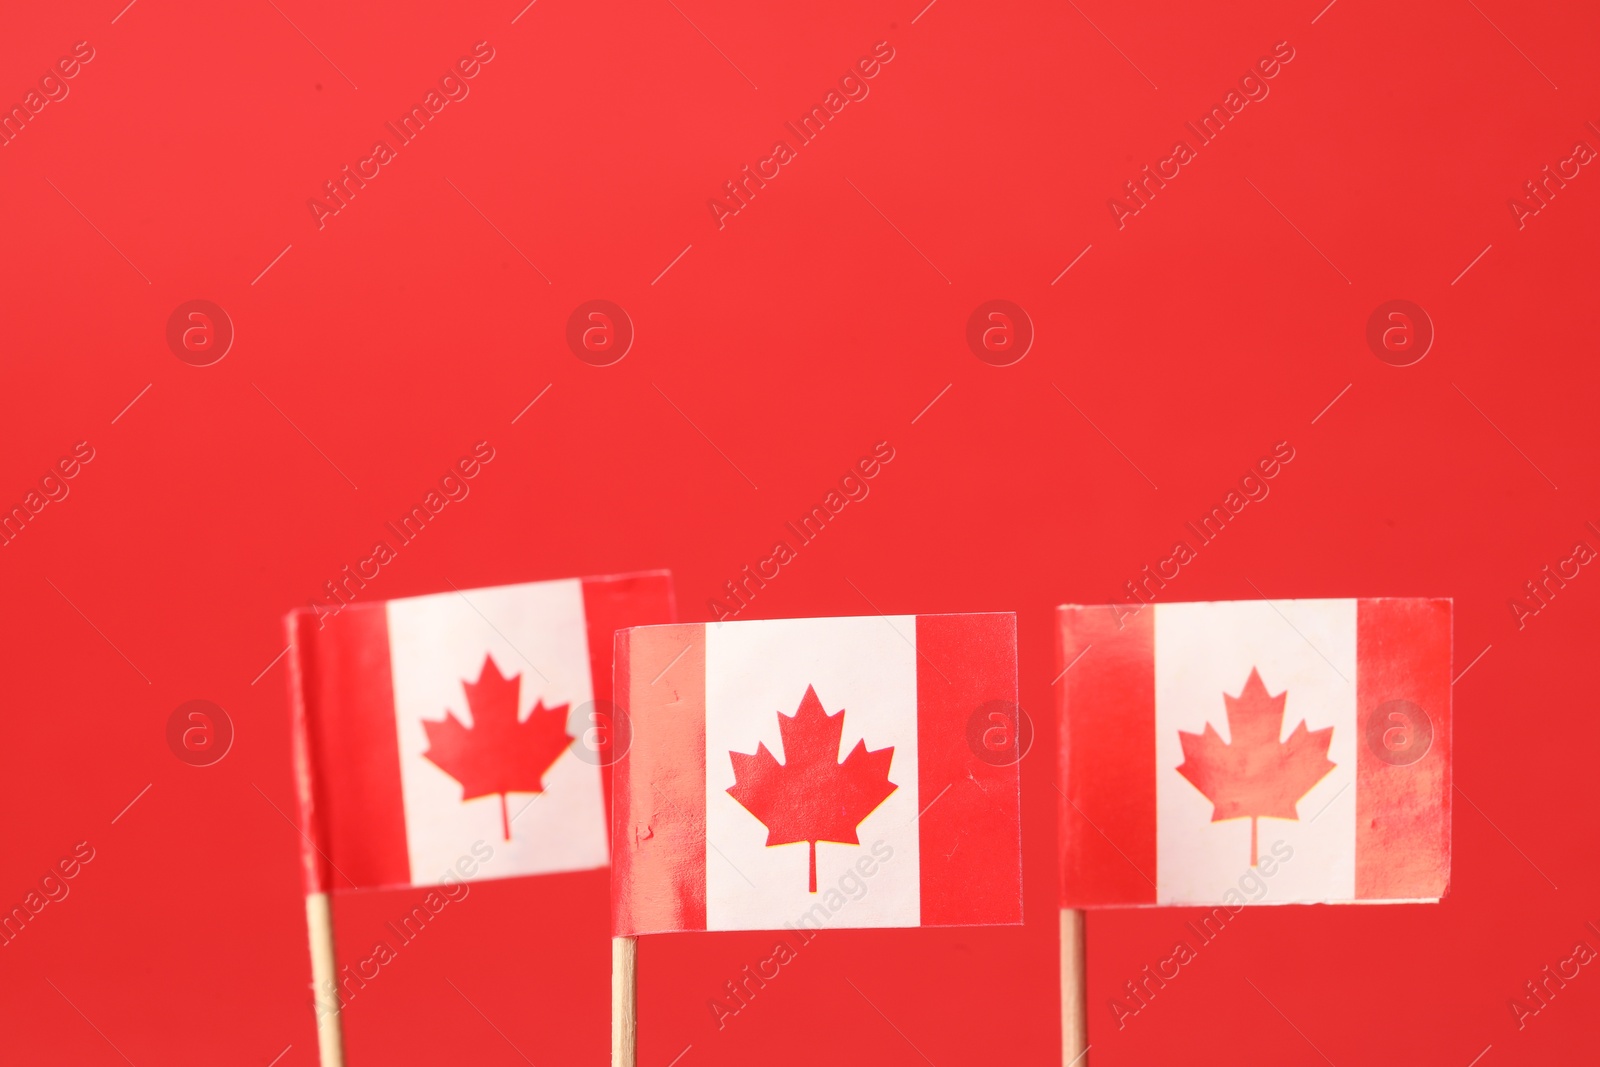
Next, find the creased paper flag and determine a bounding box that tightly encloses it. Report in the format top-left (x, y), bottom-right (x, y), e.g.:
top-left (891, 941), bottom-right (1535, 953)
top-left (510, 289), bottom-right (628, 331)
top-left (1058, 597), bottom-right (1451, 908)
top-left (612, 613), bottom-right (1023, 935)
top-left (287, 571), bottom-right (675, 893)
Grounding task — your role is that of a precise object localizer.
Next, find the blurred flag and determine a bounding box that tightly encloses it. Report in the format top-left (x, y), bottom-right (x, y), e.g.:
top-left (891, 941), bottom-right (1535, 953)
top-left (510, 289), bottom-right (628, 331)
top-left (287, 571), bottom-right (675, 893)
top-left (1058, 597), bottom-right (1451, 907)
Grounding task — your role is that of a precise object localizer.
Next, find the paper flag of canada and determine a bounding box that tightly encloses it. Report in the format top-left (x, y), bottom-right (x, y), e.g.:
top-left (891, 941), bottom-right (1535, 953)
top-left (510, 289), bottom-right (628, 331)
top-left (612, 613), bottom-right (1023, 935)
top-left (1057, 597), bottom-right (1452, 908)
top-left (287, 572), bottom-right (674, 892)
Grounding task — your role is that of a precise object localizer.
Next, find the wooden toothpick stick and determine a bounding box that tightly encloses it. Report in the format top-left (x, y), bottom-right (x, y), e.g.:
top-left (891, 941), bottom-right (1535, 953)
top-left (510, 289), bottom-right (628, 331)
top-left (1061, 907), bottom-right (1088, 1066)
top-left (306, 891), bottom-right (347, 1067)
top-left (613, 935), bottom-right (638, 1067)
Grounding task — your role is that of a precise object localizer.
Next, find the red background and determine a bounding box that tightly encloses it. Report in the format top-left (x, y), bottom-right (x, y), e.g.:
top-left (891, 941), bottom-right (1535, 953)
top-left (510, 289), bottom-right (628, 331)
top-left (1, 1), bottom-right (1596, 1065)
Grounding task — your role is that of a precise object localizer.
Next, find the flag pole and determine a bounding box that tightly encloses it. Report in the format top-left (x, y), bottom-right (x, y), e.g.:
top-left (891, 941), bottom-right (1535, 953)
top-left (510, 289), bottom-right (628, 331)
top-left (612, 935), bottom-right (638, 1067)
top-left (306, 891), bottom-right (347, 1067)
top-left (1061, 907), bottom-right (1087, 1065)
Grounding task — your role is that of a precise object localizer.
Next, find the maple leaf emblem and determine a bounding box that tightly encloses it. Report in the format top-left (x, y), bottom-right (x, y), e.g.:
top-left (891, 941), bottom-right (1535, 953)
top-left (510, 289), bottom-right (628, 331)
top-left (421, 655), bottom-right (573, 842)
top-left (1176, 668), bottom-right (1336, 866)
top-left (726, 685), bottom-right (898, 893)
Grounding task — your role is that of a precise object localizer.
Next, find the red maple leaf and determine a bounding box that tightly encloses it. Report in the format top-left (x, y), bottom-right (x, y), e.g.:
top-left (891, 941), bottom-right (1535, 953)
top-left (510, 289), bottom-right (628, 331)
top-left (1176, 667), bottom-right (1336, 866)
top-left (726, 685), bottom-right (898, 893)
top-left (421, 655), bottom-right (573, 842)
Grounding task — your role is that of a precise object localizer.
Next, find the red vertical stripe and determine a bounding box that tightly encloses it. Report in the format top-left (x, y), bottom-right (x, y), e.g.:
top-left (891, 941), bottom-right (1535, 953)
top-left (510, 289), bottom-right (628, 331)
top-left (916, 613), bottom-right (1023, 926)
top-left (1058, 604), bottom-right (1158, 907)
top-left (287, 603), bottom-right (411, 893)
top-left (580, 571), bottom-right (677, 833)
top-left (1357, 598), bottom-right (1452, 899)
top-left (612, 623), bottom-right (707, 935)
